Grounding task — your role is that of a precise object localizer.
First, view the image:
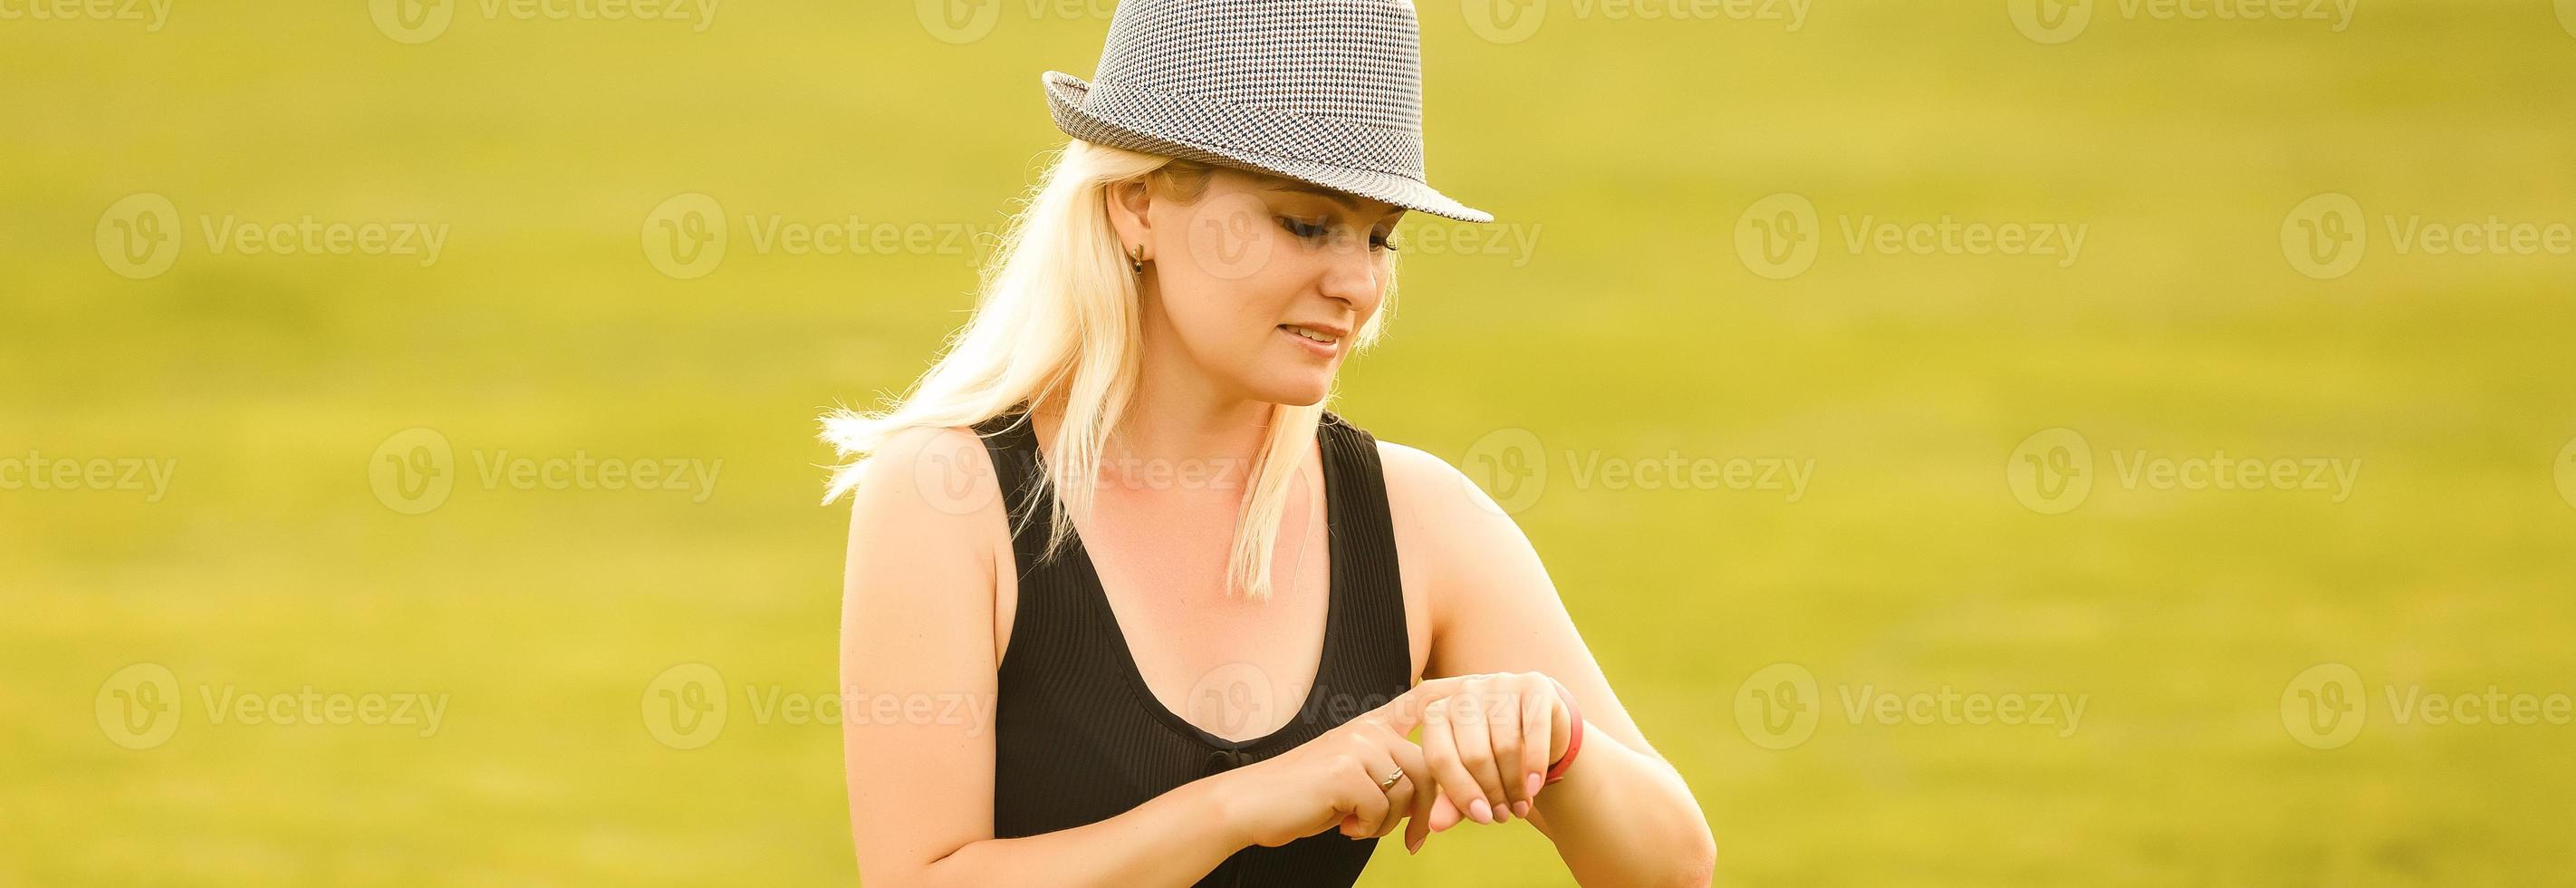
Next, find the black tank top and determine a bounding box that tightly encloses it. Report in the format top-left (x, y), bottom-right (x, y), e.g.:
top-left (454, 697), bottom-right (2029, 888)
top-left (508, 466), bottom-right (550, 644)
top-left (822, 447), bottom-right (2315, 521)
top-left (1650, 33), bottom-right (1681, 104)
top-left (975, 407), bottom-right (1412, 887)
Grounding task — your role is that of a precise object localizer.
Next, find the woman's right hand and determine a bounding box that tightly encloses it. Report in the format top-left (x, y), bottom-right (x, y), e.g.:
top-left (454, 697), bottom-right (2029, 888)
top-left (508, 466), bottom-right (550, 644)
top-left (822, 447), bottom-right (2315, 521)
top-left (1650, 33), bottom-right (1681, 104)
top-left (1217, 690), bottom-right (1440, 850)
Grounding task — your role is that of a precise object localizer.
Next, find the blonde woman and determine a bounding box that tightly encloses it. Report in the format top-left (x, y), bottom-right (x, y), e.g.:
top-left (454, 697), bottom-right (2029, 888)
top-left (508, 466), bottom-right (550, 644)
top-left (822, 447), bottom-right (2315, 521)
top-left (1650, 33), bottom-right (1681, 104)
top-left (824, 1), bottom-right (1715, 884)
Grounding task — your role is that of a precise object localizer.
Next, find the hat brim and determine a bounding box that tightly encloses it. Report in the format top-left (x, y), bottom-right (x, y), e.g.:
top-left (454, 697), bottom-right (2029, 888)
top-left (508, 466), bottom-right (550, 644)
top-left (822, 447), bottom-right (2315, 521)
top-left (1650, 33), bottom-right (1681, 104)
top-left (1043, 71), bottom-right (1494, 224)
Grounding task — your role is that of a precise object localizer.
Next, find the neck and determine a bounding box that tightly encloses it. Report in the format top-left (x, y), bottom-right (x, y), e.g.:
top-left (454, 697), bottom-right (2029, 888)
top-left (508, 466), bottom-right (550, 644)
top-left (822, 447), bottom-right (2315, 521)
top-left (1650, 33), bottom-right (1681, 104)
top-left (1106, 337), bottom-right (1273, 488)
top-left (1026, 329), bottom-right (1276, 493)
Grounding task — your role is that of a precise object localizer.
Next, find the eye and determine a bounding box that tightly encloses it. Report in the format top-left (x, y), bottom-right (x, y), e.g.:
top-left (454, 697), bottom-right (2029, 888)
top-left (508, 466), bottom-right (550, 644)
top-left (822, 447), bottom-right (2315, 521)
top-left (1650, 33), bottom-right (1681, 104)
top-left (1277, 217), bottom-right (1331, 240)
top-left (1278, 217), bottom-right (1401, 254)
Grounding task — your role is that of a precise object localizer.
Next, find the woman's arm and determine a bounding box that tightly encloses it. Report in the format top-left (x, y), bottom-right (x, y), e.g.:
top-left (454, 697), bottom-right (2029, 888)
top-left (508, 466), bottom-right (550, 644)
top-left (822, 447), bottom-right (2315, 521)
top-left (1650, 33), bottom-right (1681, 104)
top-left (1379, 440), bottom-right (1719, 888)
top-left (840, 426), bottom-right (1251, 887)
top-left (899, 780), bottom-right (1247, 888)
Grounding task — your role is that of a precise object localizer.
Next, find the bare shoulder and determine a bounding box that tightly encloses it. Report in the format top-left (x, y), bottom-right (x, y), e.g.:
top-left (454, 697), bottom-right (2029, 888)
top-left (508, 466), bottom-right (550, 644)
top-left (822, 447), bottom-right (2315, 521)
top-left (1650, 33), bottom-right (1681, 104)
top-left (1372, 438), bottom-right (1514, 537)
top-left (1370, 438), bottom-right (1537, 590)
top-left (1371, 436), bottom-right (1564, 681)
top-left (844, 423), bottom-right (1004, 512)
top-left (840, 423), bottom-right (1009, 596)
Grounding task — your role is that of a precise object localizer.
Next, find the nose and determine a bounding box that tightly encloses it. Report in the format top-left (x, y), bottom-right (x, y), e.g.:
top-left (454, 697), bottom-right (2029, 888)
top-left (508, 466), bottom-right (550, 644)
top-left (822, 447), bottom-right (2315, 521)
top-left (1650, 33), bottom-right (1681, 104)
top-left (1314, 235), bottom-right (1387, 317)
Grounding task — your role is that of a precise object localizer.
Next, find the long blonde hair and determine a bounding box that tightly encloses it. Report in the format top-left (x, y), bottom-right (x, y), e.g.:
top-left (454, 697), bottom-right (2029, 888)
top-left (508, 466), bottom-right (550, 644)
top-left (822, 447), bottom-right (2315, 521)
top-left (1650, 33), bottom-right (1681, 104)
top-left (820, 139), bottom-right (1399, 601)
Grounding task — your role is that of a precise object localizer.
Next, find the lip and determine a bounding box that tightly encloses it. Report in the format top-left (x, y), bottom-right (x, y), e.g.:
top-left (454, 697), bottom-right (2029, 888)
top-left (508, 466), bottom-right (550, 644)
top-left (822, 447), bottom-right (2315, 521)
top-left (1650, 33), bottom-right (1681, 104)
top-left (1276, 323), bottom-right (1346, 359)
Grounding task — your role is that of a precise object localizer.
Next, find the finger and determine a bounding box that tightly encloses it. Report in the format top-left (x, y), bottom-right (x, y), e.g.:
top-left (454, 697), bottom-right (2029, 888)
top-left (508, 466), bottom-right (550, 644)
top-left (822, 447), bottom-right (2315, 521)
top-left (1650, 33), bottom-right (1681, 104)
top-left (1447, 683), bottom-right (1510, 825)
top-left (1348, 737), bottom-right (1405, 838)
top-left (1367, 675), bottom-right (1473, 737)
top-left (1429, 793), bottom-right (1460, 832)
top-left (1515, 680), bottom-right (1553, 817)
top-left (1405, 762), bottom-right (1436, 853)
top-left (1421, 697), bottom-right (1487, 831)
top-left (1374, 733), bottom-right (1428, 838)
top-left (1483, 682), bottom-right (1536, 820)
top-left (1341, 752), bottom-right (1389, 840)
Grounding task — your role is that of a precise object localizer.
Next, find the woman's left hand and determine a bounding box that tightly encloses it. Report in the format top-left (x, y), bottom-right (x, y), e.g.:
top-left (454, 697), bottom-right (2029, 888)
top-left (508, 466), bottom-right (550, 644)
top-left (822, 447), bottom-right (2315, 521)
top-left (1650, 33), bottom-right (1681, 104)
top-left (1405, 671), bottom-right (1573, 849)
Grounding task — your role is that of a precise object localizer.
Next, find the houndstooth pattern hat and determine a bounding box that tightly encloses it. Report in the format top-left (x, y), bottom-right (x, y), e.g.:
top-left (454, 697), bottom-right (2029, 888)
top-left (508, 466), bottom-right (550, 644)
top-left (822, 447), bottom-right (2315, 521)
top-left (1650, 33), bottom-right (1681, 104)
top-left (1043, 0), bottom-right (1493, 223)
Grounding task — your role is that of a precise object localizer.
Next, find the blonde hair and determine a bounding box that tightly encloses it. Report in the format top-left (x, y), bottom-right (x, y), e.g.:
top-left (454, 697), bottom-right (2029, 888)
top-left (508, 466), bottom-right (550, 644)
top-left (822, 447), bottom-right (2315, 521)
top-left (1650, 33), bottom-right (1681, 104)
top-left (820, 139), bottom-right (1399, 601)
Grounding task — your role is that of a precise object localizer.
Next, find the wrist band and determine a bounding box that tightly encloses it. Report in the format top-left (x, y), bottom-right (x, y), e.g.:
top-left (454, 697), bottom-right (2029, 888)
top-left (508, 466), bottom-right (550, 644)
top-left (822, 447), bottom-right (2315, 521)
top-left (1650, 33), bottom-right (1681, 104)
top-left (1543, 675), bottom-right (1584, 786)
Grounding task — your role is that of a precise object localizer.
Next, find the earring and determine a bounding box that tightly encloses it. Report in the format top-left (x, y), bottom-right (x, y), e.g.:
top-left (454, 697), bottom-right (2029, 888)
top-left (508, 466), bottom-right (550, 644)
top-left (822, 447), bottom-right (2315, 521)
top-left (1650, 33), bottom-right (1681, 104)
top-left (1129, 243), bottom-right (1145, 274)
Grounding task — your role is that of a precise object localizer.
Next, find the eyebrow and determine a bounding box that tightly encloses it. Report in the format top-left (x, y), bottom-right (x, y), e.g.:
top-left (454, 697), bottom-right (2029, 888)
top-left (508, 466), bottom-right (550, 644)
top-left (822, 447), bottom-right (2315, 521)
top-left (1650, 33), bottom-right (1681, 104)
top-left (1262, 184), bottom-right (1403, 219)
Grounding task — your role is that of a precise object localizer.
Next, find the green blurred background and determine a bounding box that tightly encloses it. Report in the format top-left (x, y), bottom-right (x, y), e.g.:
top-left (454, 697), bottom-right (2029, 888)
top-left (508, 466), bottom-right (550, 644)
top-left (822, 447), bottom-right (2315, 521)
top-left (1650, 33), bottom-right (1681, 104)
top-left (7, 0), bottom-right (2575, 884)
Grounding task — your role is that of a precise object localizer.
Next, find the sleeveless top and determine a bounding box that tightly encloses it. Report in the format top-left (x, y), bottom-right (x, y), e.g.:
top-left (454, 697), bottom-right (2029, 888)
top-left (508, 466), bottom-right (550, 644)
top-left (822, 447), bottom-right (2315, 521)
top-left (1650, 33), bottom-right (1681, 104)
top-left (975, 407), bottom-right (1413, 887)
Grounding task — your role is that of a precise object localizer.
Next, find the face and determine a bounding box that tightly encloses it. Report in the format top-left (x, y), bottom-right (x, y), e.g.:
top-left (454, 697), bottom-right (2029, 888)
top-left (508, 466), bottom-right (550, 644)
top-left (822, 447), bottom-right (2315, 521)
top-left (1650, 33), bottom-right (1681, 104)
top-left (1108, 166), bottom-right (1405, 408)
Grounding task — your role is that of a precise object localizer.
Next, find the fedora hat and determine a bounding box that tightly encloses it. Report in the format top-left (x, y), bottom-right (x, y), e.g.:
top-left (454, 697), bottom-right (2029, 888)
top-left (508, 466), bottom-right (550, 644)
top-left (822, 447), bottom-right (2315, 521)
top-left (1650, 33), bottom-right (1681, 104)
top-left (1042, 0), bottom-right (1494, 223)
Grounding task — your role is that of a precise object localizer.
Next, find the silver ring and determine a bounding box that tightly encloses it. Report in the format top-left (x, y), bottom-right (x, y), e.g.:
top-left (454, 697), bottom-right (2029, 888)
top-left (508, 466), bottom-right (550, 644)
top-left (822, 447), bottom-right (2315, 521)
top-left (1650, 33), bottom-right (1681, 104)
top-left (1378, 767), bottom-right (1404, 790)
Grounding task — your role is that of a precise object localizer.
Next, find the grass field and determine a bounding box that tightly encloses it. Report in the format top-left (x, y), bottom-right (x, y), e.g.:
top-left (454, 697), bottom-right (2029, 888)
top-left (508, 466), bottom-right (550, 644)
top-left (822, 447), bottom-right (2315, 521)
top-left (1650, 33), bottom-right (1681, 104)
top-left (5, 1), bottom-right (2575, 885)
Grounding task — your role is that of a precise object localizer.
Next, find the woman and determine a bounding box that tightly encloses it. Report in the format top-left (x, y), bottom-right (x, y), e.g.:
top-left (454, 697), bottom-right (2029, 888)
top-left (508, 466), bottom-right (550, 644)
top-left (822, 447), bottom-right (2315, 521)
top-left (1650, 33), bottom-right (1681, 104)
top-left (823, 1), bottom-right (1715, 884)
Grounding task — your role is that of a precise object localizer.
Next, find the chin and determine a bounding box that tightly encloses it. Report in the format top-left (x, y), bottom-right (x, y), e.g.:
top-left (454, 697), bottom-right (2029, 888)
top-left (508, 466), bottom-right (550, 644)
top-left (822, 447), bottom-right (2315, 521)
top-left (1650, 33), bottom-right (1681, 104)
top-left (1244, 372), bottom-right (1333, 408)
